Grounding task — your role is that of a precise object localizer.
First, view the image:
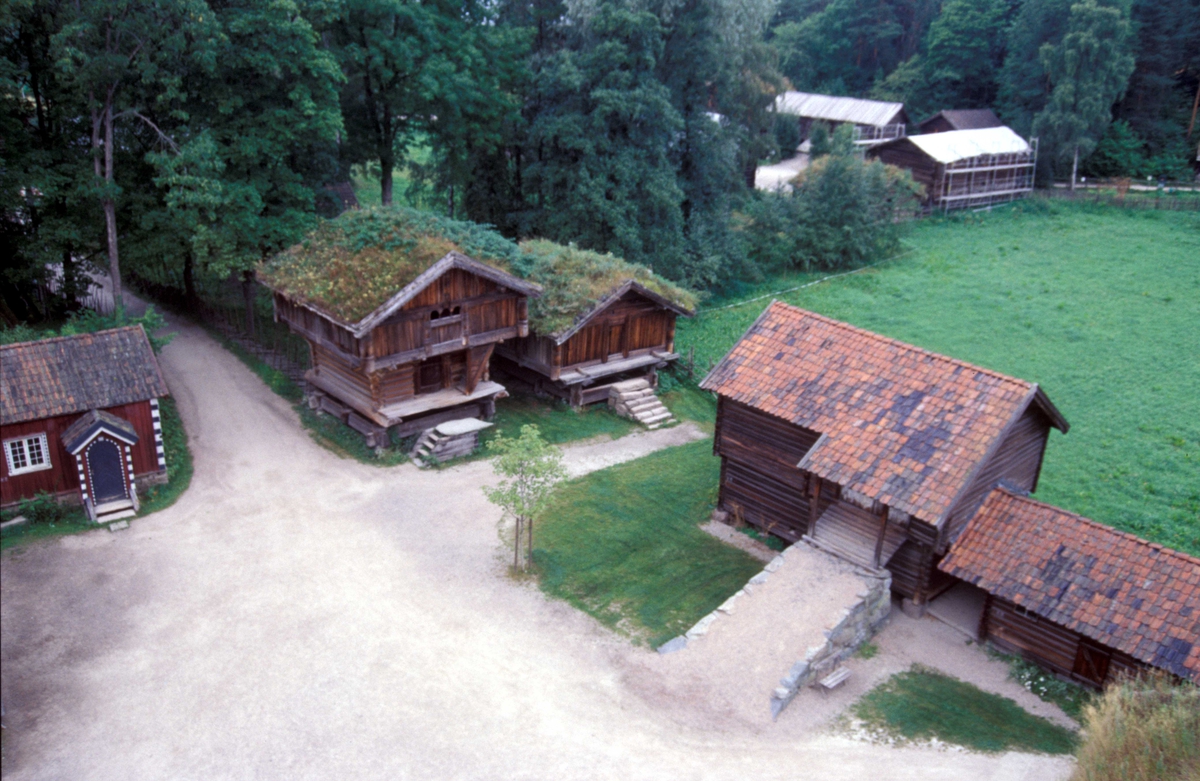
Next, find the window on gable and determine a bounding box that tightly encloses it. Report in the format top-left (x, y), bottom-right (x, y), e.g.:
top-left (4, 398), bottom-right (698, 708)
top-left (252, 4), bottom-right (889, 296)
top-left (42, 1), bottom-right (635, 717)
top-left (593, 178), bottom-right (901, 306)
top-left (5, 433), bottom-right (51, 475)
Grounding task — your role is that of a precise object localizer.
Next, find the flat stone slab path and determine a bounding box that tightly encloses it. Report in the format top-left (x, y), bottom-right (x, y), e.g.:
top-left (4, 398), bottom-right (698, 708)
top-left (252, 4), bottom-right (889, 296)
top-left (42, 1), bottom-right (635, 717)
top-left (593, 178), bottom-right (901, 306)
top-left (0, 312), bottom-right (1074, 780)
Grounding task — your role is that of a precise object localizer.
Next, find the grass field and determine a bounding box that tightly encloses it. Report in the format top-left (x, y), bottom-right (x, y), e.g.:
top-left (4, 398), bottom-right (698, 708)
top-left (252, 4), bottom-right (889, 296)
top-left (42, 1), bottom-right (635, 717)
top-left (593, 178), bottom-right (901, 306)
top-left (852, 665), bottom-right (1078, 754)
top-left (679, 199), bottom-right (1200, 555)
top-left (534, 439), bottom-right (762, 647)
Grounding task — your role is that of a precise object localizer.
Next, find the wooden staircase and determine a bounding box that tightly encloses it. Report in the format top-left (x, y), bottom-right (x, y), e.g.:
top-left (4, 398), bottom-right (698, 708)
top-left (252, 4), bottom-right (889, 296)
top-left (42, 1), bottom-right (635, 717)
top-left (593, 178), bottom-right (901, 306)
top-left (607, 378), bottom-right (676, 429)
top-left (409, 418), bottom-right (493, 467)
top-left (808, 500), bottom-right (906, 570)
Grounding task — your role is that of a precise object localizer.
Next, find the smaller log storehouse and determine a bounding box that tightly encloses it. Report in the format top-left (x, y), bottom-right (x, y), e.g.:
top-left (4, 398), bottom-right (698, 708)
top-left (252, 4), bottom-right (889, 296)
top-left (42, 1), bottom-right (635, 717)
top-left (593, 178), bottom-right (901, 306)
top-left (941, 488), bottom-right (1200, 686)
top-left (868, 126), bottom-right (1036, 211)
top-left (494, 241), bottom-right (696, 407)
top-left (773, 91), bottom-right (908, 146)
top-left (258, 209), bottom-right (542, 442)
top-left (700, 301), bottom-right (1068, 609)
top-left (0, 326), bottom-right (170, 523)
top-left (916, 108), bottom-right (1003, 135)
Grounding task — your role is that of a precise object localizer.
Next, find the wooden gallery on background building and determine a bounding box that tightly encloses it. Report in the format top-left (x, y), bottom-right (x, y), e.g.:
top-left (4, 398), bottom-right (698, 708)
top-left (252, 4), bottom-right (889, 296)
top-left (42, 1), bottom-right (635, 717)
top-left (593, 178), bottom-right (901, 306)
top-left (1, 325), bottom-right (170, 524)
top-left (702, 301), bottom-right (1199, 686)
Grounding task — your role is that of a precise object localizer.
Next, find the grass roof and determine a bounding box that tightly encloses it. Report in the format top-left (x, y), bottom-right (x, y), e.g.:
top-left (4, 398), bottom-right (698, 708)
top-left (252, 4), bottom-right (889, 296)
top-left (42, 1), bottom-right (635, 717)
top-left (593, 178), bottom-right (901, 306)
top-left (520, 240), bottom-right (697, 337)
top-left (258, 207), bottom-right (522, 323)
top-left (258, 207), bottom-right (697, 332)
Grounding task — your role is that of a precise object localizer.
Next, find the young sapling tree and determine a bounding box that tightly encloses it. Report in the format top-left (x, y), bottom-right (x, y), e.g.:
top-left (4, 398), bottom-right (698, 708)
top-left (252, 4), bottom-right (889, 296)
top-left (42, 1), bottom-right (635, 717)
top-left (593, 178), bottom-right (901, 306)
top-left (482, 424), bottom-right (567, 572)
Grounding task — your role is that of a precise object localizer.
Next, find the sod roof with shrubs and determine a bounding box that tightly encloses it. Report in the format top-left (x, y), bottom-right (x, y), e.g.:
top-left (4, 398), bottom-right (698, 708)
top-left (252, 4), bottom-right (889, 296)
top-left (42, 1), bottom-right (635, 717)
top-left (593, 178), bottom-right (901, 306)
top-left (257, 207), bottom-right (525, 324)
top-left (259, 207), bottom-right (697, 337)
top-left (519, 239), bottom-right (697, 339)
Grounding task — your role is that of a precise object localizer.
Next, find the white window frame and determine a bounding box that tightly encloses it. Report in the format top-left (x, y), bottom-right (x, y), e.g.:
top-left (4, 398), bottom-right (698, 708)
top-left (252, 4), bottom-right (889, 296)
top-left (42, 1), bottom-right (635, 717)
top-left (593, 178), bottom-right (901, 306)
top-left (4, 433), bottom-right (52, 476)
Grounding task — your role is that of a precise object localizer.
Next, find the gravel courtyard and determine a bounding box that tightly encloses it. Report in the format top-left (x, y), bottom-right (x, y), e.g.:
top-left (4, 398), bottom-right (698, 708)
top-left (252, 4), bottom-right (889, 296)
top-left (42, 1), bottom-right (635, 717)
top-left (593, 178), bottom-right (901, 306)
top-left (1, 316), bottom-right (1074, 780)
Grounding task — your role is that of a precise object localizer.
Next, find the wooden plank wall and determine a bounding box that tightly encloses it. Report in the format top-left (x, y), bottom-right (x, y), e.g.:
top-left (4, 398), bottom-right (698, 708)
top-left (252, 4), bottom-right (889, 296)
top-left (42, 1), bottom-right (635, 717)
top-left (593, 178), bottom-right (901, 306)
top-left (984, 597), bottom-right (1146, 688)
top-left (0, 400), bottom-right (162, 505)
top-left (561, 297), bottom-right (672, 367)
top-left (871, 142), bottom-right (939, 192)
top-left (714, 398), bottom-right (825, 541)
top-left (312, 344), bottom-right (376, 411)
top-left (942, 404), bottom-right (1051, 549)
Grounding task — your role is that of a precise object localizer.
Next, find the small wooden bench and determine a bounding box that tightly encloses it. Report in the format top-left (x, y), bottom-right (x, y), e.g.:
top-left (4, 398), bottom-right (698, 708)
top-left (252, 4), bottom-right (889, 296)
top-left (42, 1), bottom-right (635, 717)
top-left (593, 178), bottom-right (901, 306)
top-left (816, 667), bottom-right (851, 693)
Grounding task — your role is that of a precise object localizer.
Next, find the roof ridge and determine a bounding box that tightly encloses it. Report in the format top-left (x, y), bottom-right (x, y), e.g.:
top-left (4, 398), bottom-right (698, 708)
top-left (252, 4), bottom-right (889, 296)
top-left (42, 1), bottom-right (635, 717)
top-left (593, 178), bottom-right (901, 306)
top-left (769, 301), bottom-right (1034, 390)
top-left (992, 487), bottom-right (1200, 567)
top-left (0, 324), bottom-right (145, 351)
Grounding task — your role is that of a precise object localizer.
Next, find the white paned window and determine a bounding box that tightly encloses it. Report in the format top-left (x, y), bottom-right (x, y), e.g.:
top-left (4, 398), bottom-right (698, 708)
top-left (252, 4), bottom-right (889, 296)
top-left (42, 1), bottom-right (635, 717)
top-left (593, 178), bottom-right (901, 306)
top-left (5, 433), bottom-right (51, 475)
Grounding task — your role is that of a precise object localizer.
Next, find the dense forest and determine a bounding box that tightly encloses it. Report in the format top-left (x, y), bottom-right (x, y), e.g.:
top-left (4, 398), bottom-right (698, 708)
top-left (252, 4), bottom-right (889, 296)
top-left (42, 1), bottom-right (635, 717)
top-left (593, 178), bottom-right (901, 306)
top-left (3, 0), bottom-right (1198, 320)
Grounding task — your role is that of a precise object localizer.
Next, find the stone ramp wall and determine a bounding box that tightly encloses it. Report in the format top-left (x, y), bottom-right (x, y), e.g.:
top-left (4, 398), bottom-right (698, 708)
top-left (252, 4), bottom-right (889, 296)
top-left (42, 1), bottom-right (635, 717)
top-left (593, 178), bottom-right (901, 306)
top-left (770, 569), bottom-right (892, 718)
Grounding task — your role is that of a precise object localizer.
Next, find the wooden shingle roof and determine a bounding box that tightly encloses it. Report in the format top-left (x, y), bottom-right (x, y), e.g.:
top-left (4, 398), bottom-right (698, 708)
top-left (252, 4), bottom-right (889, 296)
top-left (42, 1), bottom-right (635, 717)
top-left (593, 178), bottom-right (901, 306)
top-left (0, 326), bottom-right (169, 425)
top-left (941, 489), bottom-right (1200, 682)
top-left (917, 108), bottom-right (1002, 132)
top-left (700, 302), bottom-right (1066, 525)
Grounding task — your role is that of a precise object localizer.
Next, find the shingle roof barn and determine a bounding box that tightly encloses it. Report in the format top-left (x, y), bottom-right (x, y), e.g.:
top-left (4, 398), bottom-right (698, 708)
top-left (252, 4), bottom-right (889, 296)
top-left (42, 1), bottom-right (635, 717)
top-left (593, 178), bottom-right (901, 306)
top-left (918, 108), bottom-right (1002, 132)
top-left (941, 488), bottom-right (1200, 682)
top-left (0, 326), bottom-right (169, 425)
top-left (773, 91), bottom-right (906, 128)
top-left (700, 301), bottom-right (1067, 525)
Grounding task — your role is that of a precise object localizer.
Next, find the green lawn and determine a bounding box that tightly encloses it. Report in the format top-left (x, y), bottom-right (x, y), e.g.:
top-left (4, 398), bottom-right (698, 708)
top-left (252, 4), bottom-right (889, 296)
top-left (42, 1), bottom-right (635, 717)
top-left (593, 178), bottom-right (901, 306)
top-left (853, 665), bottom-right (1078, 754)
top-left (534, 439), bottom-right (762, 647)
top-left (679, 199), bottom-right (1200, 555)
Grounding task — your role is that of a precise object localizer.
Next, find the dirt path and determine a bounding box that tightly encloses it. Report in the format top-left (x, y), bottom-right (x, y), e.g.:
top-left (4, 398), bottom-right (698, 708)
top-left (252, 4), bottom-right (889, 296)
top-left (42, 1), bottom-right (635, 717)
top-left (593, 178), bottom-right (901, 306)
top-left (559, 422), bottom-right (708, 478)
top-left (0, 316), bottom-right (1073, 780)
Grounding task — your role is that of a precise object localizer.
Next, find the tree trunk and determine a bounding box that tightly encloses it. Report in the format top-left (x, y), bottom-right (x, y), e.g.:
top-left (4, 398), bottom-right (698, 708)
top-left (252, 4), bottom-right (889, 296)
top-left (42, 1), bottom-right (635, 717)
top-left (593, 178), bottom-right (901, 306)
top-left (183, 250), bottom-right (197, 306)
top-left (101, 99), bottom-right (122, 310)
top-left (242, 270), bottom-right (256, 336)
top-left (513, 517), bottom-right (522, 570)
top-left (1070, 146), bottom-right (1078, 193)
top-left (380, 149), bottom-right (394, 206)
top-left (527, 517), bottom-right (533, 571)
top-left (61, 249), bottom-right (80, 312)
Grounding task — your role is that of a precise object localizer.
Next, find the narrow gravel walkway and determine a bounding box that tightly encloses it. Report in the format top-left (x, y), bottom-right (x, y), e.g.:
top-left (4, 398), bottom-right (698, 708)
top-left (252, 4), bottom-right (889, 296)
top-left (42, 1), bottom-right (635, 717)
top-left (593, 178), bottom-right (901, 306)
top-left (559, 422), bottom-right (708, 477)
top-left (0, 314), bottom-right (1074, 781)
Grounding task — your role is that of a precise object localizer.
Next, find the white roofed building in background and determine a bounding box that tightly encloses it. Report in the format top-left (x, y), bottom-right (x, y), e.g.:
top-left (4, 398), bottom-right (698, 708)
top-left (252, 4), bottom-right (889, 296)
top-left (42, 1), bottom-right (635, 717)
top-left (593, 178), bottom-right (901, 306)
top-left (868, 126), bottom-right (1038, 212)
top-left (773, 91), bottom-right (908, 147)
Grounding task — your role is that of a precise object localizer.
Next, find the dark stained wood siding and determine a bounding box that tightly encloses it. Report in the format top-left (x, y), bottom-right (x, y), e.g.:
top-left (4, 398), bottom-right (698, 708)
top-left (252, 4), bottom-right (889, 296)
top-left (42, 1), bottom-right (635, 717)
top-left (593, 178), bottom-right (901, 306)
top-left (1, 399), bottom-right (163, 505)
top-left (983, 596), bottom-right (1148, 688)
top-left (714, 397), bottom-right (824, 541)
top-left (312, 344), bottom-right (375, 411)
top-left (560, 295), bottom-right (673, 367)
top-left (942, 404), bottom-right (1052, 549)
top-left (870, 140), bottom-right (940, 194)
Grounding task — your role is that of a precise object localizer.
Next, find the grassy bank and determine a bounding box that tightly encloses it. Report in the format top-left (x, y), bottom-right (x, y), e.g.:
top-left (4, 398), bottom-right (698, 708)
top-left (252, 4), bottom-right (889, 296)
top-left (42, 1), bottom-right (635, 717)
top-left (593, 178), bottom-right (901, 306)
top-left (852, 665), bottom-right (1078, 754)
top-left (678, 200), bottom-right (1200, 555)
top-left (534, 439), bottom-right (761, 647)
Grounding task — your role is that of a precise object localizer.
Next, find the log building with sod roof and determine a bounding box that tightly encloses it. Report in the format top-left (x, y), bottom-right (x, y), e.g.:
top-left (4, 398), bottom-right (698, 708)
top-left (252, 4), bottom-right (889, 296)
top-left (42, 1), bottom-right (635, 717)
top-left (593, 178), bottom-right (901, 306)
top-left (0, 326), bottom-right (170, 524)
top-left (257, 208), bottom-right (542, 443)
top-left (494, 241), bottom-right (696, 407)
top-left (700, 301), bottom-right (1069, 611)
top-left (703, 301), bottom-right (1200, 684)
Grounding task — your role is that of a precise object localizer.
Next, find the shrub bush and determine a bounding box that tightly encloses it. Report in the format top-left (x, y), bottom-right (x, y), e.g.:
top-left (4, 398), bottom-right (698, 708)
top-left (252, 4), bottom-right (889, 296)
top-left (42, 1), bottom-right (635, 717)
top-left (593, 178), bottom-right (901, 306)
top-left (17, 492), bottom-right (68, 525)
top-left (1071, 674), bottom-right (1200, 781)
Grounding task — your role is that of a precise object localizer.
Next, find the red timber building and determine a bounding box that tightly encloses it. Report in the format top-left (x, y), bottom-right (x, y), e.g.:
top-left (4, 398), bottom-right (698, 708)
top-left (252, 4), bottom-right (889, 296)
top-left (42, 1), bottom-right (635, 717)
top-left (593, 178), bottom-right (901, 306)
top-left (1, 326), bottom-right (170, 523)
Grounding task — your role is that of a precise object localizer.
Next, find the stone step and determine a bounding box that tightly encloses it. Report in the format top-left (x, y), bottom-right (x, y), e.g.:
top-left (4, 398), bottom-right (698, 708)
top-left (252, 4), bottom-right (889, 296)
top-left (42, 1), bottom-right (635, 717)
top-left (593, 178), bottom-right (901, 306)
top-left (624, 396), bottom-right (661, 410)
top-left (637, 411), bottom-right (674, 426)
top-left (615, 388), bottom-right (655, 401)
top-left (611, 378), bottom-right (651, 393)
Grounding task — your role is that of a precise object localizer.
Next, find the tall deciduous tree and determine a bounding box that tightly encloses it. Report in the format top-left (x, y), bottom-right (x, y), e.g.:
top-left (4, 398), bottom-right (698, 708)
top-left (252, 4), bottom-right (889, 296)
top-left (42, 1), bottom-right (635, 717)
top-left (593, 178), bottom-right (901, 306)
top-left (51, 0), bottom-right (203, 308)
top-left (1033, 0), bottom-right (1136, 189)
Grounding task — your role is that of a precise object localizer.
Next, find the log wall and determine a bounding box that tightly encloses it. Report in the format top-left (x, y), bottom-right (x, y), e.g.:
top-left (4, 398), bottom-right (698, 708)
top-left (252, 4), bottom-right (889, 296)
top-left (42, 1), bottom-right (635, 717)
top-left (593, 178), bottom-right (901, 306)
top-left (714, 398), bottom-right (824, 541)
top-left (983, 596), bottom-right (1146, 688)
top-left (942, 403), bottom-right (1051, 549)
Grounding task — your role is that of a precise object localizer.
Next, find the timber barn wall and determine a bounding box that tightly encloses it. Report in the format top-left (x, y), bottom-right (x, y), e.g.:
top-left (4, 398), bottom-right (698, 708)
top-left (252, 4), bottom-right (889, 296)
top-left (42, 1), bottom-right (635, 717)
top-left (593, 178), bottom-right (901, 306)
top-left (983, 596), bottom-right (1145, 688)
top-left (1, 399), bottom-right (163, 506)
top-left (713, 398), bottom-right (824, 541)
top-left (942, 404), bottom-right (1051, 549)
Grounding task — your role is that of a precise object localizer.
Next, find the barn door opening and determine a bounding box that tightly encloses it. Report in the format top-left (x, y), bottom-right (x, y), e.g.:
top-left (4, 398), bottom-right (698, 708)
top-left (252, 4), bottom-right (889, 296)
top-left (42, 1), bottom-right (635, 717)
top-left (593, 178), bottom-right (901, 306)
top-left (1073, 640), bottom-right (1111, 686)
top-left (87, 439), bottom-right (128, 504)
top-left (418, 359), bottom-right (443, 394)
